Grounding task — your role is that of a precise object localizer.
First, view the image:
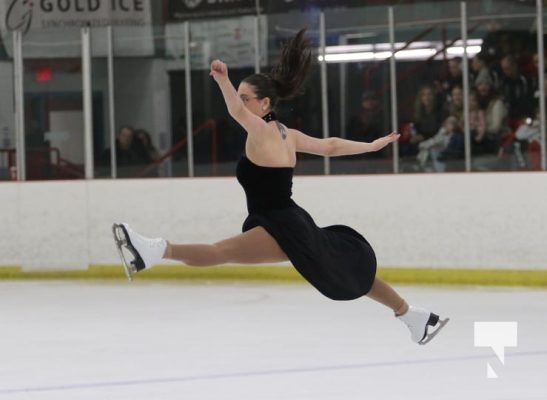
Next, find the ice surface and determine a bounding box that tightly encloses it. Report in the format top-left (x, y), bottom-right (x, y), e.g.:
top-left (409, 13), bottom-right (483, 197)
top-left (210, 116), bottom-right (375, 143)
top-left (0, 281), bottom-right (545, 400)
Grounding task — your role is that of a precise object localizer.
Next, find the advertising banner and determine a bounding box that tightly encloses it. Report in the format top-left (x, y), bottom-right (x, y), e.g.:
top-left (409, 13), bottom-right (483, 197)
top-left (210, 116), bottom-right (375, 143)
top-left (166, 0), bottom-right (363, 21)
top-left (168, 0), bottom-right (259, 21)
top-left (0, 0), bottom-right (154, 57)
top-left (165, 15), bottom-right (267, 69)
top-left (265, 0), bottom-right (362, 14)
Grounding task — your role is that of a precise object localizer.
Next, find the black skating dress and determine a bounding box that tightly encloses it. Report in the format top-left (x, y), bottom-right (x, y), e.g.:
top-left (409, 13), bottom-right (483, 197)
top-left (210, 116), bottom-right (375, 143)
top-left (236, 147), bottom-right (377, 301)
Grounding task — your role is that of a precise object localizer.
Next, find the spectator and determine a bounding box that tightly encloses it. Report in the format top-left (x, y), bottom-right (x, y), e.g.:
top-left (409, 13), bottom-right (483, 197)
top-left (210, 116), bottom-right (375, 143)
top-left (468, 91), bottom-right (487, 144)
top-left (437, 121), bottom-right (465, 166)
top-left (413, 84), bottom-right (445, 144)
top-left (416, 115), bottom-right (463, 172)
top-left (470, 54), bottom-right (499, 90)
top-left (399, 84), bottom-right (445, 160)
top-left (134, 128), bottom-right (161, 177)
top-left (135, 129), bottom-right (160, 163)
top-left (102, 125), bottom-right (135, 164)
top-left (499, 55), bottom-right (534, 120)
top-left (513, 108), bottom-right (542, 170)
top-left (473, 73), bottom-right (508, 155)
top-left (100, 125), bottom-right (148, 177)
top-left (445, 85), bottom-right (463, 123)
top-left (439, 58), bottom-right (463, 101)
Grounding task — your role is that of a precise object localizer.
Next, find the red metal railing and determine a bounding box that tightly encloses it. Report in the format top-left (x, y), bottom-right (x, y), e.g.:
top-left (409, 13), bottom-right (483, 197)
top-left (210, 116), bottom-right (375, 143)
top-left (1, 119), bottom-right (218, 180)
top-left (0, 147), bottom-right (84, 180)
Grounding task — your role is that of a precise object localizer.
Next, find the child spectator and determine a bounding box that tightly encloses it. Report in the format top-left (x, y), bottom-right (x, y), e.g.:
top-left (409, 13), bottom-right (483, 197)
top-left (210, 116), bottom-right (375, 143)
top-left (417, 116), bottom-right (463, 172)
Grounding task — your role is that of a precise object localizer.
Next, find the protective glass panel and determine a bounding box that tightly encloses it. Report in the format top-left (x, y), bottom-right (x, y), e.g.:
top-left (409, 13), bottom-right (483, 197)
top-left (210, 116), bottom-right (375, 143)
top-left (0, 30), bottom-right (15, 181)
top-left (468, 1), bottom-right (539, 171)
top-left (393, 1), bottom-right (467, 173)
top-left (22, 27), bottom-right (84, 180)
top-left (326, 6), bottom-right (394, 174)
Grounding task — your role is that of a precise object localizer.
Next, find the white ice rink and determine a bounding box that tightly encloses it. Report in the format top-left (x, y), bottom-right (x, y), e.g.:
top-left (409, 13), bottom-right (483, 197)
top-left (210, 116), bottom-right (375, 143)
top-left (1, 281), bottom-right (546, 400)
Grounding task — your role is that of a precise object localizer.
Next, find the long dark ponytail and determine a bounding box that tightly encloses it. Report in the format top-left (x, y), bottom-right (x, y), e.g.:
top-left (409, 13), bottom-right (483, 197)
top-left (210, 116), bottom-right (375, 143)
top-left (242, 28), bottom-right (311, 108)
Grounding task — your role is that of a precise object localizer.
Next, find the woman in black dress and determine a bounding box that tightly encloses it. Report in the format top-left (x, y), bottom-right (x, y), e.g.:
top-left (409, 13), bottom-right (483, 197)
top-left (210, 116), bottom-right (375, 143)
top-left (113, 29), bottom-right (448, 345)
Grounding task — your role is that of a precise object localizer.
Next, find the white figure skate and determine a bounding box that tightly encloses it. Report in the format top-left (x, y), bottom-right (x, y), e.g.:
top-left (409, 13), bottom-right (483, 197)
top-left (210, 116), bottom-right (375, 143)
top-left (112, 223), bottom-right (166, 281)
top-left (397, 306), bottom-right (449, 345)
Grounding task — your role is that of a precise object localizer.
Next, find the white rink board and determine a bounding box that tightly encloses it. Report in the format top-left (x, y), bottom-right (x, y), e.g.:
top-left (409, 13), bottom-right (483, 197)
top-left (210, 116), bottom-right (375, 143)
top-left (0, 171), bottom-right (546, 270)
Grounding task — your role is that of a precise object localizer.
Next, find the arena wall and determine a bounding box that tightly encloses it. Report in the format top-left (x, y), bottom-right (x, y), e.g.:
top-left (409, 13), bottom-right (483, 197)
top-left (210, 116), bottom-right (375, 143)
top-left (1, 171), bottom-right (546, 271)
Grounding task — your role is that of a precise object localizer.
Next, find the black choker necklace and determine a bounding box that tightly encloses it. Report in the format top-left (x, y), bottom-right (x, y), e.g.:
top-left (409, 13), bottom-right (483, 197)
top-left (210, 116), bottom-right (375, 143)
top-left (262, 112), bottom-right (277, 122)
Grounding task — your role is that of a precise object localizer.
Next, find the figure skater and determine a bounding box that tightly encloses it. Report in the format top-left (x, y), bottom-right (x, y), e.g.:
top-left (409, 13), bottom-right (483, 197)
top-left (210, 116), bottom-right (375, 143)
top-left (113, 29), bottom-right (448, 345)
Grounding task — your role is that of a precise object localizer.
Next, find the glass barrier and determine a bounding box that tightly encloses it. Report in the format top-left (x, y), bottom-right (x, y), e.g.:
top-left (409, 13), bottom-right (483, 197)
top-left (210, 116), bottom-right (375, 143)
top-left (2, 1), bottom-right (545, 180)
top-left (90, 27), bottom-right (111, 179)
top-left (163, 21), bottom-right (189, 178)
top-left (468, 1), bottom-right (539, 171)
top-left (0, 35), bottom-right (14, 181)
top-left (22, 27), bottom-right (85, 180)
top-left (392, 1), bottom-right (467, 173)
top-left (326, 6), bottom-right (393, 174)
top-left (543, 0), bottom-right (547, 171)
top-left (105, 23), bottom-right (163, 178)
top-left (189, 16), bottom-right (262, 177)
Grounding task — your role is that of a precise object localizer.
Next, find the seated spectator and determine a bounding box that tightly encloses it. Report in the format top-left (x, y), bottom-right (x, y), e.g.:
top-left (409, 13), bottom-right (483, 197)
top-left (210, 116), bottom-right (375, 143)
top-left (413, 84), bottom-right (445, 143)
top-left (513, 109), bottom-right (542, 169)
top-left (439, 58), bottom-right (463, 101)
top-left (470, 54), bottom-right (499, 90)
top-left (100, 125), bottom-right (134, 164)
top-left (468, 91), bottom-right (487, 143)
top-left (135, 129), bottom-right (160, 163)
top-left (473, 74), bottom-right (508, 155)
top-left (134, 128), bottom-right (161, 177)
top-left (514, 113), bottom-right (540, 142)
top-left (445, 85), bottom-right (463, 123)
top-left (416, 115), bottom-right (463, 172)
top-left (99, 125), bottom-right (150, 177)
top-left (499, 54), bottom-right (534, 120)
top-left (399, 84), bottom-right (444, 158)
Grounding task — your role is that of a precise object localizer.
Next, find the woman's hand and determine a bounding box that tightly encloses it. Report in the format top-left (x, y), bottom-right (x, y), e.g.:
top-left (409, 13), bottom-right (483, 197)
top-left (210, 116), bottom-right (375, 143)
top-left (210, 59), bottom-right (228, 81)
top-left (372, 132), bottom-right (400, 151)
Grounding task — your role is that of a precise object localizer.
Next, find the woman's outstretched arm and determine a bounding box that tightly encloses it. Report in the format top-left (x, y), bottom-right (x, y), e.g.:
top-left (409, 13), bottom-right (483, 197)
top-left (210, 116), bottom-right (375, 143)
top-left (209, 59), bottom-right (264, 134)
top-left (209, 60), bottom-right (243, 118)
top-left (294, 130), bottom-right (400, 157)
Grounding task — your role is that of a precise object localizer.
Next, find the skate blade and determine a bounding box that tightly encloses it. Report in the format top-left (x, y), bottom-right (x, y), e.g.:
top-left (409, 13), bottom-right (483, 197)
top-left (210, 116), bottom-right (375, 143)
top-left (112, 223), bottom-right (138, 282)
top-left (419, 317), bottom-right (450, 345)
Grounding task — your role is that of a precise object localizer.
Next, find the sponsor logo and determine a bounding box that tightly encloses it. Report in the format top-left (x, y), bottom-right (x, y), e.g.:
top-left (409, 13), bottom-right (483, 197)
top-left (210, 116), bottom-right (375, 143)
top-left (5, 0), bottom-right (34, 34)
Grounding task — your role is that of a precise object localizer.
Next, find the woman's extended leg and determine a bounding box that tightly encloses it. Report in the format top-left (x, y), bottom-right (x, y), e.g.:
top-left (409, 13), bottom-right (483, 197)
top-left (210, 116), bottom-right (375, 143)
top-left (366, 277), bottom-right (408, 315)
top-left (165, 226), bottom-right (288, 266)
top-left (367, 277), bottom-right (449, 344)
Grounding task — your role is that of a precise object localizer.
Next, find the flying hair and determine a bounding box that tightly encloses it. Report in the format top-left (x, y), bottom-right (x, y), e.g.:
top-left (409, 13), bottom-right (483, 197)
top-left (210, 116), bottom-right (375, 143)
top-left (270, 28), bottom-right (311, 100)
top-left (242, 28), bottom-right (311, 108)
